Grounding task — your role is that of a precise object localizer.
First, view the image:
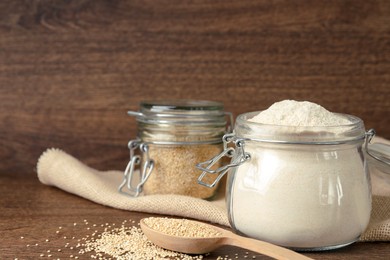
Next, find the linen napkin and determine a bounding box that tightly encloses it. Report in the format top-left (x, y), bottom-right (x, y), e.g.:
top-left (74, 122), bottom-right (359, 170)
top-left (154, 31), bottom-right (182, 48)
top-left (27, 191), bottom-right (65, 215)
top-left (37, 148), bottom-right (229, 226)
top-left (37, 137), bottom-right (390, 241)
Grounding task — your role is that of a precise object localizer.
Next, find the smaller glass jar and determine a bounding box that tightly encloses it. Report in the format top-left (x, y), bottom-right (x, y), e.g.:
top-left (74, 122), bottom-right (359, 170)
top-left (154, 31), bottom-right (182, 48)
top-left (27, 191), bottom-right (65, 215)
top-left (119, 100), bottom-right (232, 199)
top-left (198, 111), bottom-right (374, 250)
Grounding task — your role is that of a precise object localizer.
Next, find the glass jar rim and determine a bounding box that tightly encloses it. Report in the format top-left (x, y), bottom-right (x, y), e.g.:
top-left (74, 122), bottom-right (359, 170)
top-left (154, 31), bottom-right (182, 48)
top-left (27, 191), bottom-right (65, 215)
top-left (235, 111), bottom-right (366, 143)
top-left (128, 99), bottom-right (227, 126)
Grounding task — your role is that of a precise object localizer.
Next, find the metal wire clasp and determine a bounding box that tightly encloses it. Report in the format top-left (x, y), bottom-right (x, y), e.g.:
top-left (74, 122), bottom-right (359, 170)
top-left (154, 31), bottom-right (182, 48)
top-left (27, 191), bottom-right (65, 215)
top-left (197, 133), bottom-right (251, 188)
top-left (118, 139), bottom-right (154, 197)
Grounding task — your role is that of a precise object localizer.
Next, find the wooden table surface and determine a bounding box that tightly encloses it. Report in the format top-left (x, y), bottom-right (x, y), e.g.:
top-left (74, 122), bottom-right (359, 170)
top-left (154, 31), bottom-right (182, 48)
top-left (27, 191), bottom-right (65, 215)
top-left (0, 171), bottom-right (389, 259)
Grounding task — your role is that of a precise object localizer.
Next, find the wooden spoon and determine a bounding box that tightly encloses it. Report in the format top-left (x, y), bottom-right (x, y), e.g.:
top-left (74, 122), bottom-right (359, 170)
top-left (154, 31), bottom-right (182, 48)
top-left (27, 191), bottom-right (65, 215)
top-left (140, 218), bottom-right (313, 260)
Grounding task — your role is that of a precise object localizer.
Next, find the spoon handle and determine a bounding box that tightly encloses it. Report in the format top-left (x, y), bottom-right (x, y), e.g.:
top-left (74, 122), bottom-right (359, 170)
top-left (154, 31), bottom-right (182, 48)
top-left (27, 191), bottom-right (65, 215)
top-left (223, 232), bottom-right (313, 260)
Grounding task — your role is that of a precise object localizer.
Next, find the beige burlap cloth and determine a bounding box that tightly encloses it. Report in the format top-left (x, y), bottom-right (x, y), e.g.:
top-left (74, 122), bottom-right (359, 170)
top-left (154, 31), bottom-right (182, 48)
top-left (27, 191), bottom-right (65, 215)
top-left (37, 137), bottom-right (390, 242)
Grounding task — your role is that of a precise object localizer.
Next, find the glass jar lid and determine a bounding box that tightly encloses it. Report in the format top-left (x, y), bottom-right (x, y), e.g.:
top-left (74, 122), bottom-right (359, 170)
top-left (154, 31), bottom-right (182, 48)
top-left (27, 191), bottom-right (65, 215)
top-left (131, 100), bottom-right (226, 125)
top-left (128, 100), bottom-right (231, 144)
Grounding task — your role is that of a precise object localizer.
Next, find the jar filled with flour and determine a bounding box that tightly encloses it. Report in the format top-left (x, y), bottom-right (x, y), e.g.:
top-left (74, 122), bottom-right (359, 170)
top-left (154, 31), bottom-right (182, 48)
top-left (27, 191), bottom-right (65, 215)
top-left (197, 100), bottom-right (373, 250)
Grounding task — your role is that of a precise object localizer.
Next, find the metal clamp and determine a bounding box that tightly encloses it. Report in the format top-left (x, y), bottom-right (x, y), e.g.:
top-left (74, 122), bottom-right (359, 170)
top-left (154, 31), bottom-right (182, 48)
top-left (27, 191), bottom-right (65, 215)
top-left (197, 133), bottom-right (251, 188)
top-left (118, 139), bottom-right (155, 197)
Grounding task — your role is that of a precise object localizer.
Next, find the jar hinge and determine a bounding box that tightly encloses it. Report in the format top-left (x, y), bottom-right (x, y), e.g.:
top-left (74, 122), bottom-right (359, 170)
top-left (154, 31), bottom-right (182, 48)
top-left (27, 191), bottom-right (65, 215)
top-left (118, 139), bottom-right (155, 197)
top-left (197, 133), bottom-right (251, 188)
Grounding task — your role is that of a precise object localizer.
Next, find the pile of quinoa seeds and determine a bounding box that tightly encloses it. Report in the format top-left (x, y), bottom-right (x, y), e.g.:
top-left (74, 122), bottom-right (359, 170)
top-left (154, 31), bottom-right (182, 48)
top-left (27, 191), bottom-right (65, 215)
top-left (19, 217), bottom-right (259, 260)
top-left (143, 217), bottom-right (222, 238)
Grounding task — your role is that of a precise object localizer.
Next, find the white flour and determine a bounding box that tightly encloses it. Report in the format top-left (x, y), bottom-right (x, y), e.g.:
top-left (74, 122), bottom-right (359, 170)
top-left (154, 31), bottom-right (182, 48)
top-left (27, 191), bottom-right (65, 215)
top-left (248, 100), bottom-right (351, 126)
top-left (229, 100), bottom-right (371, 249)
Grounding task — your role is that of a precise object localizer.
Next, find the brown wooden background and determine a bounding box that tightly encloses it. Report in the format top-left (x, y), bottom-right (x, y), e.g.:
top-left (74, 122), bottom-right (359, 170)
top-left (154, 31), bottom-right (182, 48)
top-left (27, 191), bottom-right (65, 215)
top-left (0, 0), bottom-right (389, 175)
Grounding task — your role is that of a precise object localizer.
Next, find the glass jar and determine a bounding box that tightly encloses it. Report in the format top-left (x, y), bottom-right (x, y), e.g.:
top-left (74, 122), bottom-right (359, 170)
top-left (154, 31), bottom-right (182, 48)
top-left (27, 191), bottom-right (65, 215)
top-left (119, 100), bottom-right (232, 199)
top-left (198, 111), bottom-right (373, 250)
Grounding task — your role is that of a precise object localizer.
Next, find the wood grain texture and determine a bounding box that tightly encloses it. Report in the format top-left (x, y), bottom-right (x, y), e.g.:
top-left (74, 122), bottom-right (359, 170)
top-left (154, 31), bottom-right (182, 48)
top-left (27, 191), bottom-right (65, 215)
top-left (0, 171), bottom-right (389, 259)
top-left (0, 0), bottom-right (389, 175)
